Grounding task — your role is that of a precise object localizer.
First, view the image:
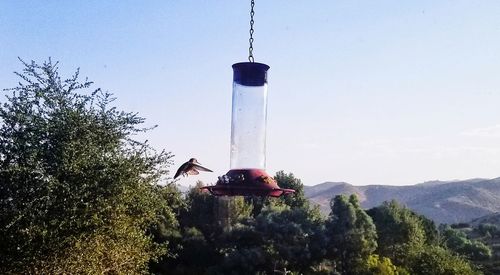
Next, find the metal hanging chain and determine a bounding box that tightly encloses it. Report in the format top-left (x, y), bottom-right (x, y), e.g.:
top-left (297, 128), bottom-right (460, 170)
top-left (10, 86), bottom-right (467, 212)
top-left (248, 0), bottom-right (255, 62)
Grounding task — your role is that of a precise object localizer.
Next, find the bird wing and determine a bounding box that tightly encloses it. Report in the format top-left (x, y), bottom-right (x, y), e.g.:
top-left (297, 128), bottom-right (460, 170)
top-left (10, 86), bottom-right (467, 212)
top-left (174, 163), bottom-right (188, 179)
top-left (192, 163), bottom-right (213, 172)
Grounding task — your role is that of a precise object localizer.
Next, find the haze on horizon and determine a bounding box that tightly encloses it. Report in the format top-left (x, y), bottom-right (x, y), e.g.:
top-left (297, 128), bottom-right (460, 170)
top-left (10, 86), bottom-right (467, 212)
top-left (1, 1), bottom-right (499, 187)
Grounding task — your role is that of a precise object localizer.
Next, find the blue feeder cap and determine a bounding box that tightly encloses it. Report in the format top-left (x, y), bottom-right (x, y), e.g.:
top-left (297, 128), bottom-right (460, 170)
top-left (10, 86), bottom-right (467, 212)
top-left (233, 62), bottom-right (270, 86)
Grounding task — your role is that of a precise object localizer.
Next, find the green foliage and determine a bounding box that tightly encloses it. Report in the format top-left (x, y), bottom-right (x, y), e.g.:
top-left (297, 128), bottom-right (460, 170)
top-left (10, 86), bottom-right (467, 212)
top-left (216, 206), bottom-right (327, 274)
top-left (152, 184), bottom-right (185, 242)
top-left (159, 174), bottom-right (328, 275)
top-left (326, 194), bottom-right (377, 275)
top-left (155, 182), bottom-right (257, 274)
top-left (366, 254), bottom-right (409, 275)
top-left (367, 200), bottom-right (427, 266)
top-left (149, 184), bottom-right (185, 273)
top-left (365, 201), bottom-right (480, 274)
top-left (443, 221), bottom-right (499, 275)
top-left (477, 223), bottom-right (499, 238)
top-left (182, 181), bottom-right (252, 235)
top-left (182, 181), bottom-right (221, 237)
top-left (257, 206), bottom-right (326, 272)
top-left (273, 170), bottom-right (309, 209)
top-left (410, 245), bottom-right (481, 275)
top-left (442, 227), bottom-right (492, 261)
top-left (246, 170), bottom-right (320, 218)
top-left (0, 59), bottom-right (174, 274)
top-left (416, 213), bottom-right (439, 245)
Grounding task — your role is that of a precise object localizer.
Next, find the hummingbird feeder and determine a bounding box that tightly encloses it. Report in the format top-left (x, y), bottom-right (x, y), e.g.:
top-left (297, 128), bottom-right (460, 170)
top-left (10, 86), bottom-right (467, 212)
top-left (201, 0), bottom-right (294, 197)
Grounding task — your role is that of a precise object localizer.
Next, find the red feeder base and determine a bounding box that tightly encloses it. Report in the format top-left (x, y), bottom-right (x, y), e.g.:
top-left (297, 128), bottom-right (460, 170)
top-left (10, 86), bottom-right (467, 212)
top-left (200, 169), bottom-right (295, 197)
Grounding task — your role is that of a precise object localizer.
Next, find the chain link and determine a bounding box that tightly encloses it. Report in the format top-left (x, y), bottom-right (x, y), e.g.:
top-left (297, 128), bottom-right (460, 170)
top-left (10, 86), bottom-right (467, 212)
top-left (248, 0), bottom-right (255, 62)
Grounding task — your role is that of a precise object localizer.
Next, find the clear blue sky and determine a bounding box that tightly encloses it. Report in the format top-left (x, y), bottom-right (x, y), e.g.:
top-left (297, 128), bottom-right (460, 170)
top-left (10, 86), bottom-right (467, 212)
top-left (2, 1), bottom-right (500, 186)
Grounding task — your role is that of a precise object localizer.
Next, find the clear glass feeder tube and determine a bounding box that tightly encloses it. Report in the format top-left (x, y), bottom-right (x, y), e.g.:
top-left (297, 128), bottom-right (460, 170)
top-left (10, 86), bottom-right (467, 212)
top-left (230, 62), bottom-right (270, 170)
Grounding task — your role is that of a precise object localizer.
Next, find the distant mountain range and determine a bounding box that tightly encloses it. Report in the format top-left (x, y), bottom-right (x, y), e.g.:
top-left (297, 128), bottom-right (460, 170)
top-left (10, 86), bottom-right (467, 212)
top-left (304, 178), bottom-right (500, 224)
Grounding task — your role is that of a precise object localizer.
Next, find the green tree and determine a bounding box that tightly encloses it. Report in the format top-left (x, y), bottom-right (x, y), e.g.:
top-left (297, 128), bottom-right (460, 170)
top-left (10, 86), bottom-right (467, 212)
top-left (367, 203), bottom-right (481, 274)
top-left (477, 223), bottom-right (499, 238)
top-left (216, 205), bottom-right (326, 274)
top-left (441, 227), bottom-right (492, 261)
top-left (161, 182), bottom-right (222, 274)
top-left (415, 213), bottom-right (439, 245)
top-left (326, 194), bottom-right (377, 275)
top-left (181, 181), bottom-right (252, 236)
top-left (151, 184), bottom-right (185, 244)
top-left (0, 59), bottom-right (174, 274)
top-left (149, 184), bottom-right (185, 273)
top-left (410, 245), bottom-right (481, 275)
top-left (181, 181), bottom-right (221, 238)
top-left (367, 200), bottom-right (427, 266)
top-left (194, 172), bottom-right (327, 275)
top-left (274, 170), bottom-right (309, 209)
top-left (160, 182), bottom-right (255, 274)
top-left (257, 206), bottom-right (326, 273)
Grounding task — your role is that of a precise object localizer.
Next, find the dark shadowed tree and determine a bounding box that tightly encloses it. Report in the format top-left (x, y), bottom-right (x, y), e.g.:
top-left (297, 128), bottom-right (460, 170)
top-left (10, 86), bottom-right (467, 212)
top-left (162, 182), bottom-right (222, 274)
top-left (149, 184), bottom-right (185, 273)
top-left (160, 181), bottom-right (254, 274)
top-left (169, 173), bottom-right (327, 275)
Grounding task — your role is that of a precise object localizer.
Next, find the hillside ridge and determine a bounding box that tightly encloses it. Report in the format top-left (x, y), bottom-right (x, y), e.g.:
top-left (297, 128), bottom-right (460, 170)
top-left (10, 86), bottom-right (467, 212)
top-left (305, 177), bottom-right (500, 224)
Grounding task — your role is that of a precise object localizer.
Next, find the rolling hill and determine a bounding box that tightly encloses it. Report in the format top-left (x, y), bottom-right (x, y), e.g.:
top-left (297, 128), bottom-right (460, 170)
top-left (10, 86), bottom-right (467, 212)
top-left (304, 178), bottom-right (500, 224)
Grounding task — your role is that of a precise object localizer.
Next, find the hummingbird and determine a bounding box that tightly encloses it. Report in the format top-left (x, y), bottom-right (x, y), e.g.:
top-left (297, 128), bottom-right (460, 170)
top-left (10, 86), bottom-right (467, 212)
top-left (174, 158), bottom-right (213, 179)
